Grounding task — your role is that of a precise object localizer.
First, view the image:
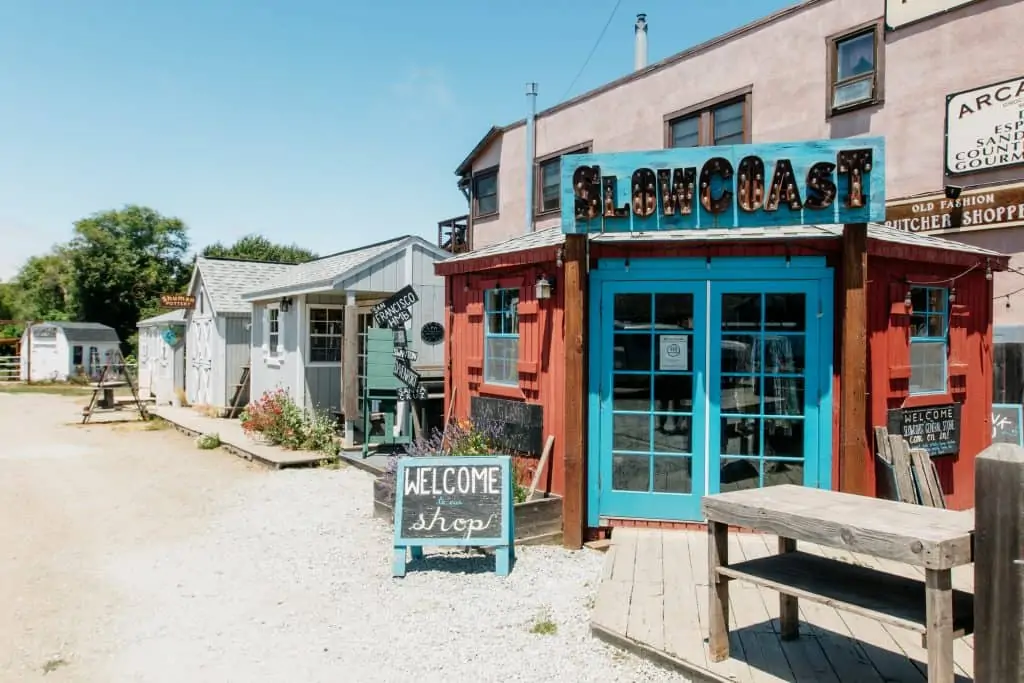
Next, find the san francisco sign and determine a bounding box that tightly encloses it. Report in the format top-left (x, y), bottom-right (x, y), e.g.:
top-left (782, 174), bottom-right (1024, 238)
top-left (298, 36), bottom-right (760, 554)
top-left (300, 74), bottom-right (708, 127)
top-left (560, 138), bottom-right (886, 235)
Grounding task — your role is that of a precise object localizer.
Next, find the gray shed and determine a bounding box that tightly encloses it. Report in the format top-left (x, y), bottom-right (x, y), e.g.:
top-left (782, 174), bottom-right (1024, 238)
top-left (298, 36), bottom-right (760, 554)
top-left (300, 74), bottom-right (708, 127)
top-left (185, 257), bottom-right (296, 410)
top-left (20, 321), bottom-right (121, 382)
top-left (240, 235), bottom-right (449, 417)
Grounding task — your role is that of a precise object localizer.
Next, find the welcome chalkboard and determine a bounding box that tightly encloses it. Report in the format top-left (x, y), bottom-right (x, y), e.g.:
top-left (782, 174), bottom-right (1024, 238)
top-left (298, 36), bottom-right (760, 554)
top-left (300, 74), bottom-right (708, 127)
top-left (392, 456), bottom-right (515, 577)
top-left (887, 403), bottom-right (961, 457)
top-left (470, 396), bottom-right (544, 456)
top-left (992, 403), bottom-right (1023, 446)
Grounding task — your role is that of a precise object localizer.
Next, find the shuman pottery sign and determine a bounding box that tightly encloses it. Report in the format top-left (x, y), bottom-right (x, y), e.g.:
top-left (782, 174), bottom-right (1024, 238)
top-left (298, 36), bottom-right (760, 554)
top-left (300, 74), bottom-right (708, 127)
top-left (561, 138), bottom-right (886, 234)
top-left (946, 75), bottom-right (1024, 175)
top-left (885, 181), bottom-right (1024, 235)
top-left (885, 0), bottom-right (983, 30)
top-left (392, 456), bottom-right (515, 577)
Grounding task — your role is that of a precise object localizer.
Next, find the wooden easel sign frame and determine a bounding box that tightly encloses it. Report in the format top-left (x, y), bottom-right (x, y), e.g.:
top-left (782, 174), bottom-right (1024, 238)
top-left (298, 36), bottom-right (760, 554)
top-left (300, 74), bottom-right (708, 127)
top-left (392, 455), bottom-right (515, 578)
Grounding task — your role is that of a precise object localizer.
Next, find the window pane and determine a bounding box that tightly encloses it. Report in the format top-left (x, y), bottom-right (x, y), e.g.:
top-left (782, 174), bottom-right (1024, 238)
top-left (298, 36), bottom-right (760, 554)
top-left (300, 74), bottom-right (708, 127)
top-left (541, 159), bottom-right (560, 212)
top-left (910, 341), bottom-right (946, 393)
top-left (670, 116), bottom-right (699, 148)
top-left (614, 293), bottom-right (652, 327)
top-left (484, 337), bottom-right (518, 384)
top-left (833, 79), bottom-right (873, 109)
top-left (310, 336), bottom-right (341, 363)
top-left (713, 101), bottom-right (744, 145)
top-left (475, 173), bottom-right (498, 215)
top-left (836, 32), bottom-right (874, 80)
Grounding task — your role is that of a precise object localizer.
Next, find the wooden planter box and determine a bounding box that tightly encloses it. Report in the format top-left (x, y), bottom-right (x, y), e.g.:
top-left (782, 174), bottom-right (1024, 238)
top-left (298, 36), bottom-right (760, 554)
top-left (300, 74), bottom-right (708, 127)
top-left (372, 476), bottom-right (563, 545)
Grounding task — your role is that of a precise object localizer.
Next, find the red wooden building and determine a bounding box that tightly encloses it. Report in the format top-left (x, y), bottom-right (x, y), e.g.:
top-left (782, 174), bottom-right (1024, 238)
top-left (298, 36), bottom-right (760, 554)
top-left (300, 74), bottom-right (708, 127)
top-left (436, 224), bottom-right (1007, 545)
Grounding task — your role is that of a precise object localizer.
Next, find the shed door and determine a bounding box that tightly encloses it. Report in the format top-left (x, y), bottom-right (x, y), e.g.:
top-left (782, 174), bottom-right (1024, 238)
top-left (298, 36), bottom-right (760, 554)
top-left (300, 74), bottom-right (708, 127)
top-left (188, 318), bottom-right (214, 405)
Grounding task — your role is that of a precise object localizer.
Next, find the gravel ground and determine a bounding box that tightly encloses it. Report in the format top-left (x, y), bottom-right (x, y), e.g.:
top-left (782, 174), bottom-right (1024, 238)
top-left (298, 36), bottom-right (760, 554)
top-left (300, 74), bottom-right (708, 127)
top-left (0, 392), bottom-right (689, 683)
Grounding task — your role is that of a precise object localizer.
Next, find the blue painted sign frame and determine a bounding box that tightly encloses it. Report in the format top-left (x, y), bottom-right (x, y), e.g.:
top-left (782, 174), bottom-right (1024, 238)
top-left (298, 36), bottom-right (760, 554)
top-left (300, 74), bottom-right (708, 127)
top-left (992, 403), bottom-right (1024, 446)
top-left (392, 455), bottom-right (515, 577)
top-left (560, 137), bottom-right (886, 234)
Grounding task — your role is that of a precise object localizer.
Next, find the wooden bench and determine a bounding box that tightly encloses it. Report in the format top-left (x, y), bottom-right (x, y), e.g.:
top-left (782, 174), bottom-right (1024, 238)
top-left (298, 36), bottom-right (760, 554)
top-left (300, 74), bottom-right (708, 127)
top-left (702, 485), bottom-right (975, 683)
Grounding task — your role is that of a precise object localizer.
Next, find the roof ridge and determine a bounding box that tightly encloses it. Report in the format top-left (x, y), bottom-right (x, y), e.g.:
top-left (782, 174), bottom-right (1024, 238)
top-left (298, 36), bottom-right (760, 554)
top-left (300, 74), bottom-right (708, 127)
top-left (197, 255), bottom-right (299, 266)
top-left (305, 235), bottom-right (412, 264)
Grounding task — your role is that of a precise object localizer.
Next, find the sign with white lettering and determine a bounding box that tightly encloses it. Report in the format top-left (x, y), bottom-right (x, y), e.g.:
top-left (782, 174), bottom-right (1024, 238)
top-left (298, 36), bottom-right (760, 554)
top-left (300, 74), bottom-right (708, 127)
top-left (392, 456), bottom-right (515, 577)
top-left (560, 138), bottom-right (886, 234)
top-left (885, 181), bottom-right (1024, 235)
top-left (885, 0), bottom-right (982, 31)
top-left (372, 285), bottom-right (419, 328)
top-left (887, 403), bottom-right (962, 457)
top-left (992, 403), bottom-right (1023, 446)
top-left (945, 76), bottom-right (1024, 175)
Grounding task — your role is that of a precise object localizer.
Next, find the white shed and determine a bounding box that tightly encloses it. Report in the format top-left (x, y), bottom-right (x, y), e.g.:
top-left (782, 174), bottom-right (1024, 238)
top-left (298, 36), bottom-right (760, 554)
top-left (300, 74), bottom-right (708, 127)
top-left (137, 309), bottom-right (187, 405)
top-left (20, 322), bottom-right (121, 382)
top-left (184, 257), bottom-right (297, 412)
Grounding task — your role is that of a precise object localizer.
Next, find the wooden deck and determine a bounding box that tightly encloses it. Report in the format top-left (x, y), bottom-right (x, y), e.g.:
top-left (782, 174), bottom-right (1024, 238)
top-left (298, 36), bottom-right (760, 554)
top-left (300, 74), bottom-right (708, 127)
top-left (591, 528), bottom-right (975, 682)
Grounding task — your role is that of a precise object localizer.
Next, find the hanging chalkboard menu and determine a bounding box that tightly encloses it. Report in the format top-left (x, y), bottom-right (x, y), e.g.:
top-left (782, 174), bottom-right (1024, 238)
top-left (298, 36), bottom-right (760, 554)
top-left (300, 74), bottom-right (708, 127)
top-left (992, 403), bottom-right (1024, 446)
top-left (392, 456), bottom-right (515, 578)
top-left (886, 403), bottom-right (961, 457)
top-left (470, 396), bottom-right (544, 456)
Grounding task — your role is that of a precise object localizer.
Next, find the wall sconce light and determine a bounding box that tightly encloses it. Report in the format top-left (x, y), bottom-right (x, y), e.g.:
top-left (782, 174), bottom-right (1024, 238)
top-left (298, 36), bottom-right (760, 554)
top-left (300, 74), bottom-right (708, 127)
top-left (904, 289), bottom-right (912, 310)
top-left (555, 246), bottom-right (565, 268)
top-left (985, 260), bottom-right (993, 281)
top-left (280, 297), bottom-right (293, 312)
top-left (949, 287), bottom-right (957, 306)
top-left (535, 274), bottom-right (554, 300)
top-left (944, 185), bottom-right (963, 200)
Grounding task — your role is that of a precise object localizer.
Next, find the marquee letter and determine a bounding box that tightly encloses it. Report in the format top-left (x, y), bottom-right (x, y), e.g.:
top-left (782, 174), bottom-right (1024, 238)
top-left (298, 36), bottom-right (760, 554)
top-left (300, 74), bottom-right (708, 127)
top-left (657, 168), bottom-right (696, 216)
top-left (631, 168), bottom-right (657, 217)
top-left (765, 159), bottom-right (803, 212)
top-left (804, 161), bottom-right (837, 210)
top-left (736, 156), bottom-right (765, 213)
top-left (573, 165), bottom-right (602, 220)
top-left (699, 157), bottom-right (734, 215)
top-left (836, 149), bottom-right (874, 209)
top-left (602, 176), bottom-right (629, 218)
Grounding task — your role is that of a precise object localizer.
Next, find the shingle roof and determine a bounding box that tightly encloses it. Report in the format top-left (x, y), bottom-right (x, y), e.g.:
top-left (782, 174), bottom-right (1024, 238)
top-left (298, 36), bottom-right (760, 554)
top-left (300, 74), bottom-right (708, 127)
top-left (195, 257), bottom-right (296, 314)
top-left (137, 309), bottom-right (187, 326)
top-left (241, 235), bottom-right (446, 300)
top-left (40, 321), bottom-right (121, 343)
top-left (439, 223), bottom-right (1007, 265)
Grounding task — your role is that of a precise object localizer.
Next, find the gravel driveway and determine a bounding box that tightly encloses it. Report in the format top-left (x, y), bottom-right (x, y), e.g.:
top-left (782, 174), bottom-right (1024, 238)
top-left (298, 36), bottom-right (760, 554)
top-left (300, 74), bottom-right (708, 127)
top-left (0, 392), bottom-right (687, 683)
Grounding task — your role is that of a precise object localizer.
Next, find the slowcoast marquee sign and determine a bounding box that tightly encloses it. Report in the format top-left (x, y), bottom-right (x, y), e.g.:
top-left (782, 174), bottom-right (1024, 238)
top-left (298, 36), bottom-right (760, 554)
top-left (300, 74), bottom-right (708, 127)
top-left (560, 138), bottom-right (886, 234)
top-left (946, 75), bottom-right (1024, 175)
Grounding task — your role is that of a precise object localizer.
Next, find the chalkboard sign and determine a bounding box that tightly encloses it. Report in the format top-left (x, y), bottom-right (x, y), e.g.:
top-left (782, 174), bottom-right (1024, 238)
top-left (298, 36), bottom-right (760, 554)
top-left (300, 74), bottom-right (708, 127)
top-left (421, 321), bottom-right (444, 346)
top-left (470, 396), bottom-right (545, 456)
top-left (372, 285), bottom-right (419, 328)
top-left (887, 403), bottom-right (961, 457)
top-left (992, 403), bottom-right (1023, 446)
top-left (392, 456), bottom-right (515, 577)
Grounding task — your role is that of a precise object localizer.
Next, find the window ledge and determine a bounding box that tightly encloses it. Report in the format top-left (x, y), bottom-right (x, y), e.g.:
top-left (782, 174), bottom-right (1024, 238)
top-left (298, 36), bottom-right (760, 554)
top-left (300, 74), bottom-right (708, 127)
top-left (265, 356), bottom-right (284, 368)
top-left (535, 208), bottom-right (560, 220)
top-left (473, 211), bottom-right (499, 221)
top-left (902, 392), bottom-right (956, 408)
top-left (478, 383), bottom-right (525, 400)
top-left (828, 97), bottom-right (883, 118)
top-left (306, 362), bottom-right (342, 368)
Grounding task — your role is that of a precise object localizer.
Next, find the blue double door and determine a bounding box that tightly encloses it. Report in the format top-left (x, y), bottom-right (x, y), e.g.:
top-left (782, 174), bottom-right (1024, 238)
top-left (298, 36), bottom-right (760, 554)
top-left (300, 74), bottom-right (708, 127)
top-left (590, 261), bottom-right (833, 524)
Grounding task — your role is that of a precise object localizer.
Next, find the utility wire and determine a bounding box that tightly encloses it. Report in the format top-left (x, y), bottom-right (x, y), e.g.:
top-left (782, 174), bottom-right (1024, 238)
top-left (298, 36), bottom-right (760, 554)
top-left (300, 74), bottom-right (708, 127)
top-left (559, 0), bottom-right (623, 103)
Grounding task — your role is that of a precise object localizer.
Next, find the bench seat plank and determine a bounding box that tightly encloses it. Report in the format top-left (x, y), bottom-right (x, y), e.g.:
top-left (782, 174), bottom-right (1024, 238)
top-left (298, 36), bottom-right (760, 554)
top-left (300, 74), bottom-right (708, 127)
top-left (716, 550), bottom-right (974, 639)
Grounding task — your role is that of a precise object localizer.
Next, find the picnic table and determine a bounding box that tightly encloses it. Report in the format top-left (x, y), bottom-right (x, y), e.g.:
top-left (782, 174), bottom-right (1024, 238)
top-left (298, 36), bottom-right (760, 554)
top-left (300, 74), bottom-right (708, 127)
top-left (701, 485), bottom-right (975, 683)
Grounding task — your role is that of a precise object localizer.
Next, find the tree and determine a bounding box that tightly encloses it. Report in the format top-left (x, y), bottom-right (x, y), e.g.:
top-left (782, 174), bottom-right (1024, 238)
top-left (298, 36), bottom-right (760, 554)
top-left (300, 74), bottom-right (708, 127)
top-left (8, 247), bottom-right (76, 322)
top-left (68, 205), bottom-right (191, 350)
top-left (202, 234), bottom-right (318, 264)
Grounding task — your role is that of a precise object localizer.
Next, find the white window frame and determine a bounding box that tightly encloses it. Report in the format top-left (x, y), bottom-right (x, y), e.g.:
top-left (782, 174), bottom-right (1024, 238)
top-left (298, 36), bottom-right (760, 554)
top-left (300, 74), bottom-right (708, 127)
top-left (265, 304), bottom-right (282, 366)
top-left (306, 304), bottom-right (345, 366)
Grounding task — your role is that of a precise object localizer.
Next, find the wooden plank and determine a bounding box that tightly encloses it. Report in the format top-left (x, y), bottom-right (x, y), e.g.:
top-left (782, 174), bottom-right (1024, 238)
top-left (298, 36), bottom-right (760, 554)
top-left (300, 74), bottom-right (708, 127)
top-left (708, 521), bottom-right (730, 662)
top-left (889, 435), bottom-right (920, 504)
top-left (592, 543), bottom-right (632, 637)
top-left (874, 427), bottom-right (898, 501)
top-left (526, 435), bottom-right (554, 502)
top-left (561, 233), bottom-right (586, 550)
top-left (701, 486), bottom-right (973, 570)
top-left (626, 531), bottom-right (664, 650)
top-left (910, 448), bottom-right (945, 509)
top-left (974, 443), bottom-right (1024, 682)
top-left (840, 221), bottom-right (870, 496)
top-left (661, 531), bottom-right (708, 670)
top-left (715, 551), bottom-right (974, 638)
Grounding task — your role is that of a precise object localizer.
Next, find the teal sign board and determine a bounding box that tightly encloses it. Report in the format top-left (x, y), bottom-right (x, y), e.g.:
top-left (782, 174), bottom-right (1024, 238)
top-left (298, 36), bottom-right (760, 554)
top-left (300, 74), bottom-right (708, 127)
top-left (392, 455), bottom-right (515, 577)
top-left (560, 137), bottom-right (886, 234)
top-left (161, 328), bottom-right (178, 346)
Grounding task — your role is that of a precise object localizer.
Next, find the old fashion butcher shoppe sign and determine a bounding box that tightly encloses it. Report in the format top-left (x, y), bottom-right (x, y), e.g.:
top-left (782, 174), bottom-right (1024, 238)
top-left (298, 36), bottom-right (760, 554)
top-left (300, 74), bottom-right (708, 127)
top-left (946, 75), bottom-right (1024, 175)
top-left (560, 138), bottom-right (886, 234)
top-left (885, 181), bottom-right (1024, 235)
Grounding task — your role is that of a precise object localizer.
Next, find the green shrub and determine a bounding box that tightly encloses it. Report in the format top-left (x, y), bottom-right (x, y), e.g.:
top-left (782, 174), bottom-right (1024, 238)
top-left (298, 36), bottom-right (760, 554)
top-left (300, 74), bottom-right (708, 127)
top-left (240, 388), bottom-right (339, 457)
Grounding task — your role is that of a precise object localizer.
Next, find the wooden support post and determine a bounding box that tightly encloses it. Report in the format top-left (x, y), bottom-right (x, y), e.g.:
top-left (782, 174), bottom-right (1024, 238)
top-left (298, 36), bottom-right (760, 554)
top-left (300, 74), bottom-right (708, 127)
top-left (839, 222), bottom-right (870, 496)
top-left (708, 521), bottom-right (730, 662)
top-left (342, 299), bottom-right (359, 450)
top-left (778, 537), bottom-right (799, 640)
top-left (925, 568), bottom-right (955, 683)
top-left (974, 443), bottom-right (1024, 682)
top-left (562, 233), bottom-right (587, 550)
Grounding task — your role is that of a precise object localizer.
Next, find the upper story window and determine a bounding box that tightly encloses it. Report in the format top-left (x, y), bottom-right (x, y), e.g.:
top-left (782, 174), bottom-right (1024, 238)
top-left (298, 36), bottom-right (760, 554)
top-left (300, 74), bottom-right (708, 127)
top-left (472, 168), bottom-right (499, 218)
top-left (665, 89), bottom-right (751, 148)
top-left (909, 286), bottom-right (948, 395)
top-left (828, 20), bottom-right (884, 115)
top-left (536, 143), bottom-right (592, 216)
top-left (483, 288), bottom-right (520, 386)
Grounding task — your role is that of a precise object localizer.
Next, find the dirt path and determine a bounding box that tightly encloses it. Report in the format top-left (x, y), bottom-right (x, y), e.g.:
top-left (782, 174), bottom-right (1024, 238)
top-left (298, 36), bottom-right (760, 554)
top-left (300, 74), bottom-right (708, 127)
top-left (0, 393), bottom-right (264, 682)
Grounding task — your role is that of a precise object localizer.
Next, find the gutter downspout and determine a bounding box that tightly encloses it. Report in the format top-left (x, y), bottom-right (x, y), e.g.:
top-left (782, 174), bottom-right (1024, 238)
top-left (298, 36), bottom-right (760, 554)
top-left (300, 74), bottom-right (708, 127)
top-left (525, 82), bottom-right (538, 234)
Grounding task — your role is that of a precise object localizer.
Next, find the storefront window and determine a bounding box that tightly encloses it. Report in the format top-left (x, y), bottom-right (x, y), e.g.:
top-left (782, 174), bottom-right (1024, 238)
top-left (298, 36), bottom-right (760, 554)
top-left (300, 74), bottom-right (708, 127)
top-left (909, 286), bottom-right (948, 395)
top-left (483, 288), bottom-right (519, 385)
top-left (308, 306), bottom-right (344, 363)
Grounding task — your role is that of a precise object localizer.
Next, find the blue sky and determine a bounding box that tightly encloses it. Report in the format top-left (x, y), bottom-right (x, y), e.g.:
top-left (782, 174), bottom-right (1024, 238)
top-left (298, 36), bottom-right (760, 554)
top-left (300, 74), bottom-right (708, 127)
top-left (0, 0), bottom-right (794, 280)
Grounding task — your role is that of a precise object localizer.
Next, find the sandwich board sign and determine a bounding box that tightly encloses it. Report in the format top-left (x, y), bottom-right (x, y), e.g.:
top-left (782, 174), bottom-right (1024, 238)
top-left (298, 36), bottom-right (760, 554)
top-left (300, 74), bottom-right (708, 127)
top-left (392, 455), bottom-right (515, 577)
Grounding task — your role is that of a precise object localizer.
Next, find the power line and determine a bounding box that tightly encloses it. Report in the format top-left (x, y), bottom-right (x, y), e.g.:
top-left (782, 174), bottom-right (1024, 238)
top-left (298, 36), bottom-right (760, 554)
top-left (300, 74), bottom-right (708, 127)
top-left (559, 0), bottom-right (623, 103)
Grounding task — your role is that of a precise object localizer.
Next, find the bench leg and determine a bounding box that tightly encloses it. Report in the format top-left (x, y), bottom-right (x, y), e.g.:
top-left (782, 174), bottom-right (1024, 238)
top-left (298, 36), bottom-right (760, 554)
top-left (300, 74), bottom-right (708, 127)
top-left (925, 569), bottom-right (954, 683)
top-left (778, 537), bottom-right (799, 640)
top-left (708, 521), bottom-right (730, 662)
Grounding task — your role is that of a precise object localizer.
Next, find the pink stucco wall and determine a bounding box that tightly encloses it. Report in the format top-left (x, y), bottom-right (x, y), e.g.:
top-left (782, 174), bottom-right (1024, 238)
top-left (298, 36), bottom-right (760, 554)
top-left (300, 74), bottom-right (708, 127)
top-left (467, 0), bottom-right (1024, 267)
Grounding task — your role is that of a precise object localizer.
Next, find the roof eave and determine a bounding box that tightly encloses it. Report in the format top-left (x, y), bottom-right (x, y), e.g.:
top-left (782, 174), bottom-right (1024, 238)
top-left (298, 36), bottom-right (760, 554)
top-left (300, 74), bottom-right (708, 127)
top-left (455, 126), bottom-right (503, 176)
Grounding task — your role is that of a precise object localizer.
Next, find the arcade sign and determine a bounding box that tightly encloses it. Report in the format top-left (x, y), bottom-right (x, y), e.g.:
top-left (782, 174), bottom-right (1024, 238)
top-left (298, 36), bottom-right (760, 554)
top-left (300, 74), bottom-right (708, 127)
top-left (560, 138), bottom-right (886, 234)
